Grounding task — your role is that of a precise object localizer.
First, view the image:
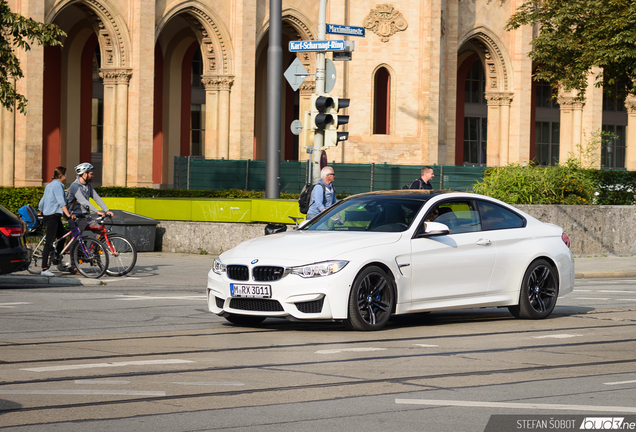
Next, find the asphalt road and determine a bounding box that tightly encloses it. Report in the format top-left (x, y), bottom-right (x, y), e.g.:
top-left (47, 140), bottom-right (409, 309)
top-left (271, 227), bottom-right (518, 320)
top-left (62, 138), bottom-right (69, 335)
top-left (1, 275), bottom-right (636, 431)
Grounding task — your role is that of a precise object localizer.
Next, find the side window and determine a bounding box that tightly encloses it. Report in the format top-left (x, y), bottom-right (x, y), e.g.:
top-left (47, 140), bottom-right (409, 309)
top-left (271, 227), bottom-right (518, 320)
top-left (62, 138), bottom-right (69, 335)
top-left (477, 200), bottom-right (525, 230)
top-left (425, 200), bottom-right (481, 234)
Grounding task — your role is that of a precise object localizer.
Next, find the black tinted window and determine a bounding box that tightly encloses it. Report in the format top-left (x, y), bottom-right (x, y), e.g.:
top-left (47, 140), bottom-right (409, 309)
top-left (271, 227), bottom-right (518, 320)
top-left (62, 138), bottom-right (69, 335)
top-left (477, 200), bottom-right (525, 230)
top-left (425, 200), bottom-right (481, 234)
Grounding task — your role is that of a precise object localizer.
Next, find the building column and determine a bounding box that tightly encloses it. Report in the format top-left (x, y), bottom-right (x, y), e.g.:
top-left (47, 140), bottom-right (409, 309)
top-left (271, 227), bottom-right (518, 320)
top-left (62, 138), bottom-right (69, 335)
top-left (0, 103), bottom-right (15, 186)
top-left (202, 75), bottom-right (234, 159)
top-left (557, 92), bottom-right (585, 163)
top-left (100, 69), bottom-right (132, 186)
top-left (485, 92), bottom-right (514, 166)
top-left (625, 94), bottom-right (636, 170)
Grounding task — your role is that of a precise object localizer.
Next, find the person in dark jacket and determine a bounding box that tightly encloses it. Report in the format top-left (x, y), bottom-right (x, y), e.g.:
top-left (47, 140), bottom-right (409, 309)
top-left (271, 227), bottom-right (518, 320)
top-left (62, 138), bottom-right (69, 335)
top-left (409, 166), bottom-right (434, 189)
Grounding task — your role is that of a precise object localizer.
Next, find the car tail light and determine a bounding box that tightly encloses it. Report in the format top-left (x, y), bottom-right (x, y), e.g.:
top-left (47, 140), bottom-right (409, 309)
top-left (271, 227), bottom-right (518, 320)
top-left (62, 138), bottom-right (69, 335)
top-left (0, 226), bottom-right (23, 237)
top-left (561, 232), bottom-right (570, 248)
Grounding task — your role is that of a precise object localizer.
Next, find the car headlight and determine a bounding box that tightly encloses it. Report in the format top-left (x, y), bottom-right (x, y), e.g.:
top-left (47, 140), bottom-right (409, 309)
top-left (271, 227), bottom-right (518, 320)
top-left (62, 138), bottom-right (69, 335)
top-left (212, 258), bottom-right (226, 275)
top-left (290, 261), bottom-right (348, 278)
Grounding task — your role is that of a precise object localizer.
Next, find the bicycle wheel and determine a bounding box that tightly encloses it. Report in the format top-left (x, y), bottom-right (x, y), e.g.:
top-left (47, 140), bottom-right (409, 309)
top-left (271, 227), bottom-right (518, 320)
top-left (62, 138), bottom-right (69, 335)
top-left (104, 234), bottom-right (137, 276)
top-left (25, 234), bottom-right (44, 274)
top-left (71, 237), bottom-right (109, 279)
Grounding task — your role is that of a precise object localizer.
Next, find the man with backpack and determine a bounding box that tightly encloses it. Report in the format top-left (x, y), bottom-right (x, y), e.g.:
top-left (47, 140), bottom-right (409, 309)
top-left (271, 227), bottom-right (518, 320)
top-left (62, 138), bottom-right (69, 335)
top-left (306, 166), bottom-right (337, 220)
top-left (408, 166), bottom-right (434, 190)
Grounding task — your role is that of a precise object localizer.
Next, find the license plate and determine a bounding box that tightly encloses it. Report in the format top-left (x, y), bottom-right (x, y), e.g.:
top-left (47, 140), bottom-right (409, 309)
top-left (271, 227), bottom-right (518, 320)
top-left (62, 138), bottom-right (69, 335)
top-left (230, 284), bottom-right (272, 298)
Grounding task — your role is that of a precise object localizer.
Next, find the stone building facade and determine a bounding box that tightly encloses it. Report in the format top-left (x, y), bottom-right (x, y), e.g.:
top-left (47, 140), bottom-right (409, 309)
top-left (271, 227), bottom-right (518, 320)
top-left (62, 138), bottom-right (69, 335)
top-left (1, 0), bottom-right (635, 188)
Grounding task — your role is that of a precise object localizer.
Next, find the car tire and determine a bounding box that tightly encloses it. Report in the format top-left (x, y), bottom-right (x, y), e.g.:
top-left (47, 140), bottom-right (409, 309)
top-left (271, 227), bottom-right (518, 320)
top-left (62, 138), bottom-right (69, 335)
top-left (224, 314), bottom-right (266, 326)
top-left (509, 259), bottom-right (559, 319)
top-left (345, 266), bottom-right (394, 331)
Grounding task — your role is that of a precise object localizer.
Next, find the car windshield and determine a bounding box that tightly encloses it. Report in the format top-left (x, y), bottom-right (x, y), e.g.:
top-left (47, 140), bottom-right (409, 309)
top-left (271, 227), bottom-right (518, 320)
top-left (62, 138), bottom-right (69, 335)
top-left (303, 195), bottom-right (429, 232)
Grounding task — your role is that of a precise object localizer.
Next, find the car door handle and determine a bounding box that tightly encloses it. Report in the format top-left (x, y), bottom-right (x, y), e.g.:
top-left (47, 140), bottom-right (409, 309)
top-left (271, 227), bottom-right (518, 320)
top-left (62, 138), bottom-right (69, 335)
top-left (476, 238), bottom-right (491, 246)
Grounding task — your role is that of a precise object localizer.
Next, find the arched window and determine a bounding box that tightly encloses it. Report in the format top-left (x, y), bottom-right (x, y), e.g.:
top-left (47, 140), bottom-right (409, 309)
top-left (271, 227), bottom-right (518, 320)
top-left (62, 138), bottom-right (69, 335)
top-left (373, 67), bottom-right (390, 134)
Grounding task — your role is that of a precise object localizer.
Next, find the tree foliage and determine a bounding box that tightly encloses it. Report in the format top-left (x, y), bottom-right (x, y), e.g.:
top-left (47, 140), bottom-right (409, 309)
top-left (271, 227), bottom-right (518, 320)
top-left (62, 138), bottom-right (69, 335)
top-left (0, 1), bottom-right (65, 114)
top-left (506, 0), bottom-right (636, 99)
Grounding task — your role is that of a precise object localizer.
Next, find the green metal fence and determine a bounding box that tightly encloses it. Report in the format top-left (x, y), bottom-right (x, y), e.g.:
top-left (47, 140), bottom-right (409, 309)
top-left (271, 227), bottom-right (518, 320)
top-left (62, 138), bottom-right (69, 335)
top-left (174, 157), bottom-right (488, 194)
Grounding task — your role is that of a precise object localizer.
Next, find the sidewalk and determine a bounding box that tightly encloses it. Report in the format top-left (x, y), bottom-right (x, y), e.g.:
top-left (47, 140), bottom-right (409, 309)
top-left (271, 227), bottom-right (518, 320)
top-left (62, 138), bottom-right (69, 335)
top-left (1, 253), bottom-right (636, 287)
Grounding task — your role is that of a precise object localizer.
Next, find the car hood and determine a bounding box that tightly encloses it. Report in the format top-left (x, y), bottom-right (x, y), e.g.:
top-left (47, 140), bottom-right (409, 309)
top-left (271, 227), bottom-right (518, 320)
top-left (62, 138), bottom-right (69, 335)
top-left (220, 230), bottom-right (403, 264)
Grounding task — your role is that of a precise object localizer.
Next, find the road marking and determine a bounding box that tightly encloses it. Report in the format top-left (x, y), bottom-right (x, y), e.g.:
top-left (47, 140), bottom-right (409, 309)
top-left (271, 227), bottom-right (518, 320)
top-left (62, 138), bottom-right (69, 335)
top-left (316, 348), bottom-right (387, 354)
top-left (75, 380), bottom-right (131, 384)
top-left (532, 334), bottom-right (581, 339)
top-left (0, 302), bottom-right (31, 308)
top-left (115, 295), bottom-right (206, 301)
top-left (414, 344), bottom-right (439, 347)
top-left (21, 359), bottom-right (194, 372)
top-left (173, 382), bottom-right (245, 386)
top-left (600, 290), bottom-right (636, 293)
top-left (574, 297), bottom-right (611, 300)
top-left (0, 389), bottom-right (165, 396)
top-left (604, 379), bottom-right (636, 386)
top-left (395, 399), bottom-right (636, 413)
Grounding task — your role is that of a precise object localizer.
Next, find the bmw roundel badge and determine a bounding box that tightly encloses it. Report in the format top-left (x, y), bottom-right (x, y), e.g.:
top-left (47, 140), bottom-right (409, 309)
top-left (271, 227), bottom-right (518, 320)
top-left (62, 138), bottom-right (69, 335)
top-left (251, 259), bottom-right (259, 264)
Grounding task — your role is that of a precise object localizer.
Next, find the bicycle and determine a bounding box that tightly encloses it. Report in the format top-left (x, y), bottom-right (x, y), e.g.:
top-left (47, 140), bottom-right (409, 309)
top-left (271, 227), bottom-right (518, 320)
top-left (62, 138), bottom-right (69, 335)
top-left (25, 216), bottom-right (109, 278)
top-left (87, 215), bottom-right (137, 276)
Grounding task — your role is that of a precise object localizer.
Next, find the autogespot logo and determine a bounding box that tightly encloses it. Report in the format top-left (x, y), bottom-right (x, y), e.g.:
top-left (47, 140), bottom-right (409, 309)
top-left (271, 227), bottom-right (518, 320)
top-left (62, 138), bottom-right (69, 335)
top-left (580, 418), bottom-right (631, 430)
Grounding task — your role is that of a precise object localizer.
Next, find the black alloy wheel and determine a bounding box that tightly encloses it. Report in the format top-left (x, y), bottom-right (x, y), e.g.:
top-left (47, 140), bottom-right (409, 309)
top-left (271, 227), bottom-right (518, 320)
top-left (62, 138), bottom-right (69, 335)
top-left (509, 259), bottom-right (558, 319)
top-left (345, 266), bottom-right (394, 331)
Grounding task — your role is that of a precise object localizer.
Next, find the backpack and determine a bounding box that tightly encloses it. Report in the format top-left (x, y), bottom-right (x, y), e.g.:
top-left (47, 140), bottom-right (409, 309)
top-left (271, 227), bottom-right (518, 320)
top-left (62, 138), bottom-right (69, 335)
top-left (298, 183), bottom-right (326, 214)
top-left (18, 205), bottom-right (39, 231)
top-left (402, 178), bottom-right (424, 189)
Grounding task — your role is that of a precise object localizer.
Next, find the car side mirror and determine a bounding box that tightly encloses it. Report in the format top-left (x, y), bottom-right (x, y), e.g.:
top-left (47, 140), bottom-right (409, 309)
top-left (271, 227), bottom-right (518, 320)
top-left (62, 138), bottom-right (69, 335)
top-left (417, 221), bottom-right (450, 237)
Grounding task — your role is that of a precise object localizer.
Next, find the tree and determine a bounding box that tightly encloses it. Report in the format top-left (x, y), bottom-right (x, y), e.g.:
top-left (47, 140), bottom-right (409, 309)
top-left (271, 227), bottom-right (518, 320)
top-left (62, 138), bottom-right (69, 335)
top-left (0, 1), bottom-right (65, 114)
top-left (506, 0), bottom-right (636, 100)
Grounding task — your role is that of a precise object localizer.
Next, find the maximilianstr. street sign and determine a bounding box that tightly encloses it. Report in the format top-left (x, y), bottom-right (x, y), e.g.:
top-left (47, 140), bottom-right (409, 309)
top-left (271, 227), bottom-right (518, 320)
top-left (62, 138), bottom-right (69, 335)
top-left (326, 24), bottom-right (365, 37)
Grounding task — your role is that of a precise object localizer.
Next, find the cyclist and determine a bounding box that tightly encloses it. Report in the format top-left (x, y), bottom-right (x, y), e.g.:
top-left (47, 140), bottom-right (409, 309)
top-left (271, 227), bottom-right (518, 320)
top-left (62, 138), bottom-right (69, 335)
top-left (67, 163), bottom-right (114, 227)
top-left (38, 166), bottom-right (76, 277)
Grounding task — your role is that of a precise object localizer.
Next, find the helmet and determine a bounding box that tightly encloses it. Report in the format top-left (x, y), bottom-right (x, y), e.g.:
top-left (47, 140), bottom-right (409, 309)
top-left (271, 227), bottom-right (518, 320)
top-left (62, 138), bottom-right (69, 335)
top-left (74, 163), bottom-right (94, 175)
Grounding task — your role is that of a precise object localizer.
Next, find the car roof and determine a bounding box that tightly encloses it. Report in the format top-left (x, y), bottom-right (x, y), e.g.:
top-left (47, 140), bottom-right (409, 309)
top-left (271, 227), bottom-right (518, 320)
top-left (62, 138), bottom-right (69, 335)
top-left (343, 190), bottom-right (463, 201)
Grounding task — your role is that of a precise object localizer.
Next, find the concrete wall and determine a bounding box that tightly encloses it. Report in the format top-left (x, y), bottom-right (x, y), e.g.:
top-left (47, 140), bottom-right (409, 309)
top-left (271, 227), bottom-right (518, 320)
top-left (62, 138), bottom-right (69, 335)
top-left (155, 206), bottom-right (636, 257)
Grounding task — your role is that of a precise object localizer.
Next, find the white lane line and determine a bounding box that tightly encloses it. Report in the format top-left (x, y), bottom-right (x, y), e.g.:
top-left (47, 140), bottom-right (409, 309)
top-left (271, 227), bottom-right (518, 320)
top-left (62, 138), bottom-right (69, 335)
top-left (395, 399), bottom-right (636, 413)
top-left (115, 295), bottom-right (206, 301)
top-left (574, 297), bottom-right (611, 300)
top-left (532, 334), bottom-right (581, 339)
top-left (0, 302), bottom-right (31, 308)
top-left (604, 379), bottom-right (636, 386)
top-left (0, 390), bottom-right (165, 396)
top-left (316, 348), bottom-right (387, 354)
top-left (75, 380), bottom-right (131, 384)
top-left (173, 382), bottom-right (245, 386)
top-left (599, 290), bottom-right (636, 293)
top-left (414, 344), bottom-right (439, 348)
top-left (21, 359), bottom-right (194, 372)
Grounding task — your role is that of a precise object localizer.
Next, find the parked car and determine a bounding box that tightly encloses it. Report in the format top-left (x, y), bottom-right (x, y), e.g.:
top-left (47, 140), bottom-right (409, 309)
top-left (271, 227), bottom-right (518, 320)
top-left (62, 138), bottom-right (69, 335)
top-left (207, 190), bottom-right (575, 331)
top-left (0, 204), bottom-right (31, 275)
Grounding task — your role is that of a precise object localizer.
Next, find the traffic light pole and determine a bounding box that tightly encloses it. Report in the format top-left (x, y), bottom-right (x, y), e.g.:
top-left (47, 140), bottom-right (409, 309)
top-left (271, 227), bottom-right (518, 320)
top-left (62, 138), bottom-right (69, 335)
top-left (311, 0), bottom-right (328, 183)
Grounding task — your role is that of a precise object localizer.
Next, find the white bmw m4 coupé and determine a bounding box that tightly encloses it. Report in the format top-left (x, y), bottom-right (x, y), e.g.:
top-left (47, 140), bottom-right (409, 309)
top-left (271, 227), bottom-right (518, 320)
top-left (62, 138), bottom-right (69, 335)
top-left (207, 190), bottom-right (574, 331)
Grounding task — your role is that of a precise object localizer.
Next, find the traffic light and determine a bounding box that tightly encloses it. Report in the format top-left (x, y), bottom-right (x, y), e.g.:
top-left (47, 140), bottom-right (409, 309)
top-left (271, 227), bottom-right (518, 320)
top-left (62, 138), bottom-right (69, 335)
top-left (324, 96), bottom-right (350, 147)
top-left (310, 93), bottom-right (335, 130)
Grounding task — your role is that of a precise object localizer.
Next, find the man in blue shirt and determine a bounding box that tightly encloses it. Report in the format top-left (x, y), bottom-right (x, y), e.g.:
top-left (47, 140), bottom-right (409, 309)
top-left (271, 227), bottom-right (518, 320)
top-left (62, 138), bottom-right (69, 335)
top-left (307, 166), bottom-right (337, 220)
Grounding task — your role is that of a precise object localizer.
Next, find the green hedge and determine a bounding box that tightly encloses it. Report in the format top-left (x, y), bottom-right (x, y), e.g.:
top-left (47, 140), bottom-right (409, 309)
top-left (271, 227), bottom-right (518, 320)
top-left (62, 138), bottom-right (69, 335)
top-left (589, 170), bottom-right (636, 205)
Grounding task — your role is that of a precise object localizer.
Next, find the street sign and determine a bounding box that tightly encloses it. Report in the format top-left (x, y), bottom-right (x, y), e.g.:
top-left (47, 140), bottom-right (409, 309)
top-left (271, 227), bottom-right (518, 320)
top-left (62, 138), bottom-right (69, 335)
top-left (325, 59), bottom-right (336, 93)
top-left (284, 57), bottom-right (310, 92)
top-left (289, 40), bottom-right (354, 52)
top-left (326, 24), bottom-right (365, 37)
top-left (290, 120), bottom-right (303, 136)
top-left (320, 150), bottom-right (328, 169)
top-left (332, 51), bottom-right (352, 62)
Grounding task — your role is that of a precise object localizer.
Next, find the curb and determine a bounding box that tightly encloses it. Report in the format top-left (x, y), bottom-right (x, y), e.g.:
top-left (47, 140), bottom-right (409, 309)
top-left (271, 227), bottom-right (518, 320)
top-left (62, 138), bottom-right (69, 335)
top-left (0, 275), bottom-right (104, 286)
top-left (575, 271), bottom-right (636, 279)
